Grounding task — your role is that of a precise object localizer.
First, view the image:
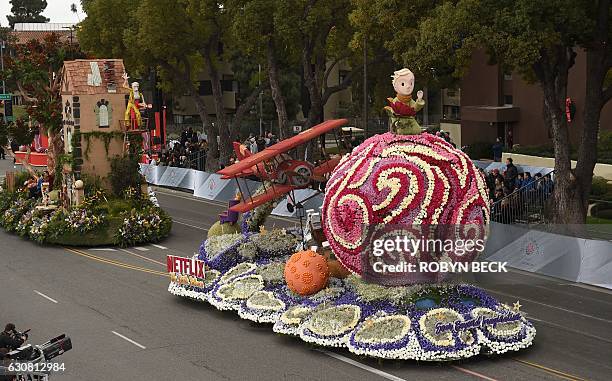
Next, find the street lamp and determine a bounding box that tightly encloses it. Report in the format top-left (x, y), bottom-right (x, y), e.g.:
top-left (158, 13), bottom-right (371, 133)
top-left (1, 39), bottom-right (5, 124)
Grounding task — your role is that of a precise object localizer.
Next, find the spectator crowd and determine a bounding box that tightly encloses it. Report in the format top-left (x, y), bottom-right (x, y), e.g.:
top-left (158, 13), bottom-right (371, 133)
top-left (156, 127), bottom-right (208, 170)
top-left (481, 158), bottom-right (555, 223)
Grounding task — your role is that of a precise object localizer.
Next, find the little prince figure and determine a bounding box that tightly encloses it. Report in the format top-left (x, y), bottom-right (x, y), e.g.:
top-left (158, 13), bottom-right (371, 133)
top-left (384, 68), bottom-right (425, 135)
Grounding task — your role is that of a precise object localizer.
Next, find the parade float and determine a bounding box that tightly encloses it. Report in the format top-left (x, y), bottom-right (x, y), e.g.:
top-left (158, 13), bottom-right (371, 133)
top-left (167, 68), bottom-right (535, 361)
top-left (0, 59), bottom-right (171, 247)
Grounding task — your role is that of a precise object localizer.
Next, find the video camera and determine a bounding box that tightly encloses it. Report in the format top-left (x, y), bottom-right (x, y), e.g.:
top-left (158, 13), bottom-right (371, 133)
top-left (7, 334), bottom-right (71, 362)
top-left (39, 334), bottom-right (72, 361)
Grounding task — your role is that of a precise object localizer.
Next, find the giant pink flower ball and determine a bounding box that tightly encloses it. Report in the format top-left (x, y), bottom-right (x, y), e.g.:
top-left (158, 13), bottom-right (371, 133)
top-left (322, 132), bottom-right (490, 282)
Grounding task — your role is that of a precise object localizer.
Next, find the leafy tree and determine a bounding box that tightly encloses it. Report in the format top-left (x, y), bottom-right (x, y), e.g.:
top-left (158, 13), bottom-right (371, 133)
top-left (273, 0), bottom-right (367, 129)
top-left (372, 0), bottom-right (610, 224)
top-left (7, 0), bottom-right (50, 28)
top-left (79, 0), bottom-right (264, 170)
top-left (230, 0), bottom-right (302, 139)
top-left (0, 34), bottom-right (73, 176)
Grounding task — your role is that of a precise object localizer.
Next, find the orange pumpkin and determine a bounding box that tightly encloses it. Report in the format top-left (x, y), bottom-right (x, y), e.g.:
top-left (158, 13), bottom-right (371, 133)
top-left (284, 250), bottom-right (329, 296)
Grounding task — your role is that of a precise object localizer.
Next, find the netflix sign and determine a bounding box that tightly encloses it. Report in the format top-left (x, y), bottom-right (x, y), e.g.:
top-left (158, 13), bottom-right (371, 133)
top-left (167, 255), bottom-right (206, 288)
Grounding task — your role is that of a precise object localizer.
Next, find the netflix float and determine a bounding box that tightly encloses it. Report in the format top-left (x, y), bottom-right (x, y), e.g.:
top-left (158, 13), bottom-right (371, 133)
top-left (168, 68), bottom-right (535, 361)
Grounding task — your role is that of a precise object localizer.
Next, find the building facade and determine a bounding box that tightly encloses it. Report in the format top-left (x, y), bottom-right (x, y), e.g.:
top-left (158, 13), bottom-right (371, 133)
top-left (457, 49), bottom-right (612, 148)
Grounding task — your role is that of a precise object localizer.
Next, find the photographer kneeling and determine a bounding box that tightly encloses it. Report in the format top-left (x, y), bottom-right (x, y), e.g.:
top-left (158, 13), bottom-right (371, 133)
top-left (0, 323), bottom-right (27, 352)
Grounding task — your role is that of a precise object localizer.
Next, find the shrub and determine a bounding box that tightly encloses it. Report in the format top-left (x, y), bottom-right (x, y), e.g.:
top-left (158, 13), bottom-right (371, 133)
top-left (591, 202), bottom-right (612, 220)
top-left (114, 206), bottom-right (172, 247)
top-left (109, 154), bottom-right (143, 198)
top-left (591, 176), bottom-right (611, 196)
top-left (81, 173), bottom-right (104, 197)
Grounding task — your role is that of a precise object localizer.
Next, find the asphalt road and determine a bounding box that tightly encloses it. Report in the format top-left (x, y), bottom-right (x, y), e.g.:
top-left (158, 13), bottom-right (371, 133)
top-left (0, 186), bottom-right (611, 381)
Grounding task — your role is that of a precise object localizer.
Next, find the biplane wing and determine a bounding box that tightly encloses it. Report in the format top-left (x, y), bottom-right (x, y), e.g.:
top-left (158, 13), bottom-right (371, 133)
top-left (229, 184), bottom-right (295, 213)
top-left (311, 156), bottom-right (342, 182)
top-left (218, 118), bottom-right (348, 179)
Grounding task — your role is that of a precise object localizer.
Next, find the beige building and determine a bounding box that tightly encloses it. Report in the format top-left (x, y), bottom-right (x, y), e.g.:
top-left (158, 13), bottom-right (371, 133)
top-left (61, 59), bottom-right (129, 181)
top-left (171, 65), bottom-right (237, 123)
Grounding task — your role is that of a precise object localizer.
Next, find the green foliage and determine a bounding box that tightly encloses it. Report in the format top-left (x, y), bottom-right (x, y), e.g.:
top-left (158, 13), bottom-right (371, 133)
top-left (591, 176), bottom-right (611, 197)
top-left (246, 229), bottom-right (299, 258)
top-left (7, 0), bottom-right (50, 28)
top-left (81, 173), bottom-right (104, 197)
top-left (80, 131), bottom-right (123, 159)
top-left (598, 131), bottom-right (612, 163)
top-left (0, 185), bottom-right (171, 246)
top-left (7, 118), bottom-right (36, 147)
top-left (13, 171), bottom-right (32, 191)
top-left (109, 154), bottom-right (143, 198)
top-left (0, 118), bottom-right (8, 147)
top-left (114, 206), bottom-right (172, 247)
top-left (78, 0), bottom-right (135, 67)
top-left (0, 198), bottom-right (35, 232)
top-left (255, 261), bottom-right (286, 285)
top-left (246, 182), bottom-right (278, 231)
top-left (0, 190), bottom-right (17, 215)
top-left (53, 154), bottom-right (74, 189)
top-left (591, 202), bottom-right (612, 220)
top-left (208, 221), bottom-right (241, 238)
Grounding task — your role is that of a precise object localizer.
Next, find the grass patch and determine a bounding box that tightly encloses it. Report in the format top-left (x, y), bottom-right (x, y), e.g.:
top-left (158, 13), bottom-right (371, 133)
top-left (586, 216), bottom-right (612, 224)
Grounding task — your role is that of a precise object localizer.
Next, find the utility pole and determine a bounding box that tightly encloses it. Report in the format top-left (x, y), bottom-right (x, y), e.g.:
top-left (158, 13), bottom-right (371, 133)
top-left (362, 36), bottom-right (367, 136)
top-left (1, 39), bottom-right (5, 123)
top-left (1, 40), bottom-right (5, 93)
top-left (258, 64), bottom-right (263, 137)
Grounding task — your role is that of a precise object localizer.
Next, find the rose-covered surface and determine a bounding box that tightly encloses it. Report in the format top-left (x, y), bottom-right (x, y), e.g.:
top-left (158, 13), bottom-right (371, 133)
top-left (322, 132), bottom-right (490, 279)
top-left (170, 233), bottom-right (535, 361)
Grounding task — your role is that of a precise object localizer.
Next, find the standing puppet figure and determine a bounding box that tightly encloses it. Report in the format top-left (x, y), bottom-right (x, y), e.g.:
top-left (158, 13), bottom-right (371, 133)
top-left (384, 68), bottom-right (425, 135)
top-left (122, 72), bottom-right (151, 129)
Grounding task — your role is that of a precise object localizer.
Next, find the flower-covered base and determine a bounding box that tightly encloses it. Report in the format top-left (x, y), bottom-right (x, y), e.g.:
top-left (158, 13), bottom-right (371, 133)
top-left (0, 187), bottom-right (172, 247)
top-left (170, 239), bottom-right (536, 361)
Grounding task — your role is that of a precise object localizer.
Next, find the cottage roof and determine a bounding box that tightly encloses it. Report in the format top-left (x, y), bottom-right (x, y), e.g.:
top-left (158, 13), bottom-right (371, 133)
top-left (62, 59), bottom-right (129, 95)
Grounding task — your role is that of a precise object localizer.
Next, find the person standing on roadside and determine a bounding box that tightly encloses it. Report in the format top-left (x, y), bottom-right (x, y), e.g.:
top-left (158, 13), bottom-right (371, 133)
top-left (492, 137), bottom-right (504, 162)
top-left (504, 157), bottom-right (518, 192)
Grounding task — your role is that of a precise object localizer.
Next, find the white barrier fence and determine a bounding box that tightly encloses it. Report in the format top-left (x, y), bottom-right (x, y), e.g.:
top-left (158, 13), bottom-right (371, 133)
top-left (142, 164), bottom-right (612, 290)
top-left (140, 164), bottom-right (310, 217)
top-left (484, 222), bottom-right (612, 290)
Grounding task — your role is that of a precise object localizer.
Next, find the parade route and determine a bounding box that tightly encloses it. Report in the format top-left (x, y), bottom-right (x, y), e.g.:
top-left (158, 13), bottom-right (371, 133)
top-left (0, 188), bottom-right (609, 380)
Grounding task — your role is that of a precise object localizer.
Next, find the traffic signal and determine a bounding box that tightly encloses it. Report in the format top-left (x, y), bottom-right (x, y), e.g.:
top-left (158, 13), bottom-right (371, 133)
top-left (4, 99), bottom-right (12, 118)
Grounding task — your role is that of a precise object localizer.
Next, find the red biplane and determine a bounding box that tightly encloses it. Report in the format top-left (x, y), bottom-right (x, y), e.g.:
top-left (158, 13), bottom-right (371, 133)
top-left (217, 119), bottom-right (349, 213)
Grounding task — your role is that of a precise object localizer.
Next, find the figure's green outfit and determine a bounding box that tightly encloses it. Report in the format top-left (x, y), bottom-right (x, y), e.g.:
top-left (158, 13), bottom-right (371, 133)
top-left (385, 93), bottom-right (425, 135)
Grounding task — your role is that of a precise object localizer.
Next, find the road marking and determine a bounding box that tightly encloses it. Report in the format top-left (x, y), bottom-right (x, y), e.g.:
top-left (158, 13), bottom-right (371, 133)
top-left (486, 289), bottom-right (612, 324)
top-left (134, 247), bottom-right (149, 251)
top-left (111, 331), bottom-right (146, 350)
top-left (319, 350), bottom-right (406, 381)
top-left (527, 316), bottom-right (612, 344)
top-left (64, 248), bottom-right (168, 277)
top-left (512, 358), bottom-right (588, 381)
top-left (33, 290), bottom-right (58, 304)
top-left (173, 220), bottom-right (209, 231)
top-left (118, 248), bottom-right (166, 266)
top-left (89, 248), bottom-right (117, 252)
top-left (450, 365), bottom-right (498, 381)
top-left (151, 244), bottom-right (168, 250)
top-left (505, 267), bottom-right (612, 296)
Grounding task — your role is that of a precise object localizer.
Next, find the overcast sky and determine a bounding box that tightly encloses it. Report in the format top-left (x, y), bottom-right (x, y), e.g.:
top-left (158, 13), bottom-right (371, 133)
top-left (0, 0), bottom-right (84, 27)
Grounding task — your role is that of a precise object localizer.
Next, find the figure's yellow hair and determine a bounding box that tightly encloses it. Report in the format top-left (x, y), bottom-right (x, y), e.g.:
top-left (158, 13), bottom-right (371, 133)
top-left (391, 68), bottom-right (414, 85)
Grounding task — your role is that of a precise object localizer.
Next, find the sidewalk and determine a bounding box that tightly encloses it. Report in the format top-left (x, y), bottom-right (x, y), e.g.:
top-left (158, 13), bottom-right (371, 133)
top-left (0, 157), bottom-right (26, 179)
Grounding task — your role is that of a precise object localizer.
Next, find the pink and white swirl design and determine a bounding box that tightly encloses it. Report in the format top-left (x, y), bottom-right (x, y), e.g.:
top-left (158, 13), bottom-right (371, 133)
top-left (322, 133), bottom-right (490, 279)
